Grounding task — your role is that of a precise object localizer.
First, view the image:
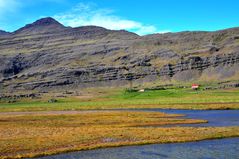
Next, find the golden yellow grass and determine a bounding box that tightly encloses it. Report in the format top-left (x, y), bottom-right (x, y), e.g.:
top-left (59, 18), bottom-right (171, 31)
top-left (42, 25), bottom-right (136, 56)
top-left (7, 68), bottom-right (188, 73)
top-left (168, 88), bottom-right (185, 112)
top-left (0, 111), bottom-right (239, 159)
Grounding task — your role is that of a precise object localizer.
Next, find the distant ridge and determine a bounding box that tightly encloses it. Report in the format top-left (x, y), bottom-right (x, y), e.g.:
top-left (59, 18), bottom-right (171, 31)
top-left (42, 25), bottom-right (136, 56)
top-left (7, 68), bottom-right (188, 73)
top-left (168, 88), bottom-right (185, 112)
top-left (0, 30), bottom-right (11, 36)
top-left (4, 17), bottom-right (239, 37)
top-left (1, 17), bottom-right (239, 93)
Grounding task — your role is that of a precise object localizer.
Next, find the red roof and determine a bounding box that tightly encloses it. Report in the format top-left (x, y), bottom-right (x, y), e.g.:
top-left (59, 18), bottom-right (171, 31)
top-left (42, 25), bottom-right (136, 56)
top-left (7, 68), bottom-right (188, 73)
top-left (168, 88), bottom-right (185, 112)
top-left (192, 84), bottom-right (199, 86)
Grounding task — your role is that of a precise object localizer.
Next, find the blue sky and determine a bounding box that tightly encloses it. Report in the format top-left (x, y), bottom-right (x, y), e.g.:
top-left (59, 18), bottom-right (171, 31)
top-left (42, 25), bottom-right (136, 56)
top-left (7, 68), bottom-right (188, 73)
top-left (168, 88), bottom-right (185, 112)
top-left (0, 0), bottom-right (238, 35)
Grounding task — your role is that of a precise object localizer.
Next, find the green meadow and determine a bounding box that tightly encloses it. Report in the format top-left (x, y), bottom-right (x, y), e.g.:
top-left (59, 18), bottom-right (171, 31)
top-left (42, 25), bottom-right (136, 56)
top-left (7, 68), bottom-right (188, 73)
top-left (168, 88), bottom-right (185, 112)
top-left (1, 87), bottom-right (239, 112)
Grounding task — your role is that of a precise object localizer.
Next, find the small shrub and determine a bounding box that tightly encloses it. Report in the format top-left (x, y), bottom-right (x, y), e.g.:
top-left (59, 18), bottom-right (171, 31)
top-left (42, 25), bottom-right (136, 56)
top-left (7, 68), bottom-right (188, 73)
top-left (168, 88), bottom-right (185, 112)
top-left (124, 88), bottom-right (138, 93)
top-left (48, 99), bottom-right (57, 103)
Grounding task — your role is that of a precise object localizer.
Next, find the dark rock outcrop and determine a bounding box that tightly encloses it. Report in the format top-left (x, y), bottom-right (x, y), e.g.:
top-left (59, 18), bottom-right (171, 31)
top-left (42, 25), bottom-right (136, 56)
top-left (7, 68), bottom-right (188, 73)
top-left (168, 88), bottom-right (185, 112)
top-left (159, 52), bottom-right (239, 77)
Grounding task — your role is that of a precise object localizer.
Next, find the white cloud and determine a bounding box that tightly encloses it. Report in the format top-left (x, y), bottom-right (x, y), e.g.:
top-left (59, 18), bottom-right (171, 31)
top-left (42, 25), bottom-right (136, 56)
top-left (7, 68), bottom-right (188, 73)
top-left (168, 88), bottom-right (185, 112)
top-left (0, 0), bottom-right (20, 16)
top-left (0, 0), bottom-right (65, 17)
top-left (54, 3), bottom-right (169, 35)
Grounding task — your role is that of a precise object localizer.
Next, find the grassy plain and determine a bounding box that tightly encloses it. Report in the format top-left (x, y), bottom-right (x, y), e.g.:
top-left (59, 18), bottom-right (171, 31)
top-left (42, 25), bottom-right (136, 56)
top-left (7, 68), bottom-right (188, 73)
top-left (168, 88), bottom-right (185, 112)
top-left (1, 111), bottom-right (239, 159)
top-left (1, 87), bottom-right (239, 158)
top-left (1, 87), bottom-right (239, 112)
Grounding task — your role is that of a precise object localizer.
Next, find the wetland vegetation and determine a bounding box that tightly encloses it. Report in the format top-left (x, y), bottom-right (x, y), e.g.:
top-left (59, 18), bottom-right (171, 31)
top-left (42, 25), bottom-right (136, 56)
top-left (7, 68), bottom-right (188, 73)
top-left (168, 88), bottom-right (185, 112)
top-left (0, 87), bottom-right (239, 158)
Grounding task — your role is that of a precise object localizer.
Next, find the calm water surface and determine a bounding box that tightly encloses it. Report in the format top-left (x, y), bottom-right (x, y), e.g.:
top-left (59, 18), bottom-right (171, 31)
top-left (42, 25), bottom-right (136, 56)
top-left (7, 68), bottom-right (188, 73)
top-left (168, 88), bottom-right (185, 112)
top-left (38, 138), bottom-right (239, 159)
top-left (125, 109), bottom-right (239, 127)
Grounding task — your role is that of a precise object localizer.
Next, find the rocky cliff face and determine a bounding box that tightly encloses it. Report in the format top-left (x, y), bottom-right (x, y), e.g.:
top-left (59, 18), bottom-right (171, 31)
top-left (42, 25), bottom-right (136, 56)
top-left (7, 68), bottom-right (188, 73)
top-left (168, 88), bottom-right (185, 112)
top-left (160, 53), bottom-right (239, 80)
top-left (1, 17), bottom-right (239, 93)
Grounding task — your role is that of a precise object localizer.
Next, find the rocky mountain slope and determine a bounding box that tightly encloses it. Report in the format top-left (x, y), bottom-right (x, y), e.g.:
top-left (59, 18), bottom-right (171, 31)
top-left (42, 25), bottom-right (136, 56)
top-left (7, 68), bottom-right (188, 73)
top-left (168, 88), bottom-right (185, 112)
top-left (1, 17), bottom-right (239, 93)
top-left (0, 30), bottom-right (10, 36)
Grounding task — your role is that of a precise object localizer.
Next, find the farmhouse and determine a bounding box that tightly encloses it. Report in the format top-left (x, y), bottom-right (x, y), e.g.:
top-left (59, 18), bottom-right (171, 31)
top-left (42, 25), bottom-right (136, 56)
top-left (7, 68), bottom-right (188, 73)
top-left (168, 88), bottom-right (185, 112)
top-left (192, 84), bottom-right (199, 90)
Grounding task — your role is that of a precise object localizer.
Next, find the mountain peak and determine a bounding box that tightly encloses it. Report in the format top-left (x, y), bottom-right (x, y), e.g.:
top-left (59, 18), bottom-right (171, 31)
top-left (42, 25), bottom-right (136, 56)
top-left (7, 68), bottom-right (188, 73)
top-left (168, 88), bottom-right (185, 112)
top-left (14, 17), bottom-right (65, 34)
top-left (30, 17), bottom-right (62, 26)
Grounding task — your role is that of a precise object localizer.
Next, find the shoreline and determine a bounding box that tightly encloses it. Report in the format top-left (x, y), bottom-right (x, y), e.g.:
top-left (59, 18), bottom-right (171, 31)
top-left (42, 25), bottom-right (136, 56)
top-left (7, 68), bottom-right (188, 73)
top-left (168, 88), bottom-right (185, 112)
top-left (0, 106), bottom-right (239, 115)
top-left (6, 134), bottom-right (239, 159)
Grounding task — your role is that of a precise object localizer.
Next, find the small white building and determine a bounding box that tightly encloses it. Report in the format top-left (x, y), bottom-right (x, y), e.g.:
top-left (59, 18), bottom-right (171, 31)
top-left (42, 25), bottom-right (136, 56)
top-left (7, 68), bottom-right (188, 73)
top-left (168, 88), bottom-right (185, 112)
top-left (138, 89), bottom-right (145, 92)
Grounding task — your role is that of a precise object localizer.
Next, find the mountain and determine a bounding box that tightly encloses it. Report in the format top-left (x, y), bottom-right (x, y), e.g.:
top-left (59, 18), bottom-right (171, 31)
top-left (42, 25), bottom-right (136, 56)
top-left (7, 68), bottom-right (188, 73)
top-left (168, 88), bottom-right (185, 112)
top-left (0, 30), bottom-right (11, 36)
top-left (14, 17), bottom-right (66, 34)
top-left (0, 17), bottom-right (239, 93)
